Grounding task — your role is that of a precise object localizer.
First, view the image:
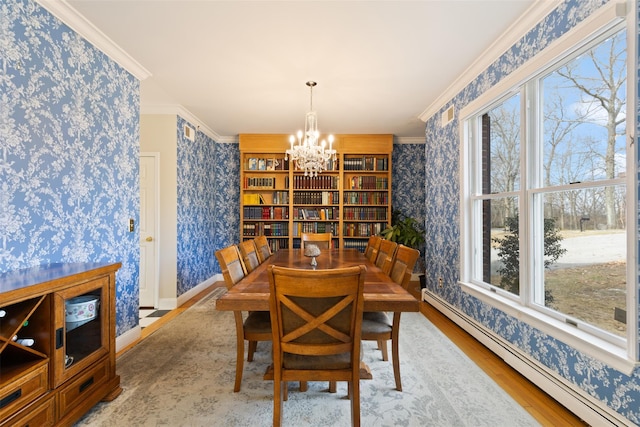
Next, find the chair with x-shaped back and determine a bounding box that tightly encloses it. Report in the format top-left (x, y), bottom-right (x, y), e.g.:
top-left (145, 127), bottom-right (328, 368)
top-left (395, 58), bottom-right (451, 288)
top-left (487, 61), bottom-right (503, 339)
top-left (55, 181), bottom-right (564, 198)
top-left (215, 245), bottom-right (271, 392)
top-left (361, 244), bottom-right (420, 391)
top-left (267, 264), bottom-right (366, 427)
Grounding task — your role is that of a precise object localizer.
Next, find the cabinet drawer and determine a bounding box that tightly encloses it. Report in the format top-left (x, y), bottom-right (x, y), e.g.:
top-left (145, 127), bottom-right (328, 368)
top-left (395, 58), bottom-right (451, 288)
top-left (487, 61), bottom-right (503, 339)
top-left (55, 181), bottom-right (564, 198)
top-left (1, 394), bottom-right (55, 427)
top-left (57, 358), bottom-right (108, 418)
top-left (0, 362), bottom-right (48, 422)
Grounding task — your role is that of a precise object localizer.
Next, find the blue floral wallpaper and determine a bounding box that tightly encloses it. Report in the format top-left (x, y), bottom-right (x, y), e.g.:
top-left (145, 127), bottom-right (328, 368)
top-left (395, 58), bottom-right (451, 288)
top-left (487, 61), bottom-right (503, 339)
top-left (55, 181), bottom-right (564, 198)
top-left (1, 0), bottom-right (140, 336)
top-left (176, 117), bottom-right (218, 296)
top-left (423, 0), bottom-right (640, 423)
top-left (212, 142), bottom-right (241, 267)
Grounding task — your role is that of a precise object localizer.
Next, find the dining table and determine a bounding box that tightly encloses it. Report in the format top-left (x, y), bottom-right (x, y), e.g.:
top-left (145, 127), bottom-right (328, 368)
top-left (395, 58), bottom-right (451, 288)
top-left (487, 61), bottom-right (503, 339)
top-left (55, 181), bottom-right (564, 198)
top-left (215, 247), bottom-right (419, 313)
top-left (215, 247), bottom-right (420, 383)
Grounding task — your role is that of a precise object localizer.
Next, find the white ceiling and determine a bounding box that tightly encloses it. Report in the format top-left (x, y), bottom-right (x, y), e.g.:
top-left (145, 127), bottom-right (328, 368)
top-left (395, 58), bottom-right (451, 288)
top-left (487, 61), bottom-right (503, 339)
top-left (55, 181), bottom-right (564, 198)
top-left (61, 0), bottom-right (542, 141)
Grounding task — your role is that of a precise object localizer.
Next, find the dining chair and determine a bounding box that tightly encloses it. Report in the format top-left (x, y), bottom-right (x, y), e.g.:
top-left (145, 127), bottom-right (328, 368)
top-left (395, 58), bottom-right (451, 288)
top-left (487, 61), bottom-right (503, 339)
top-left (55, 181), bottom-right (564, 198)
top-left (267, 264), bottom-right (366, 427)
top-left (364, 235), bottom-right (382, 263)
top-left (215, 245), bottom-right (272, 392)
top-left (238, 239), bottom-right (261, 273)
top-left (300, 232), bottom-right (332, 250)
top-left (361, 244), bottom-right (420, 391)
top-left (374, 239), bottom-right (398, 275)
top-left (254, 235), bottom-right (273, 263)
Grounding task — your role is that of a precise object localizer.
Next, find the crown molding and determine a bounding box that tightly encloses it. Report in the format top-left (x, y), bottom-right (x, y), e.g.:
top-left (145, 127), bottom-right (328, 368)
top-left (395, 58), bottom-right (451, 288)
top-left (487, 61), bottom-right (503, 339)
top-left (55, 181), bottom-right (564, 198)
top-left (394, 136), bottom-right (425, 145)
top-left (140, 104), bottom-right (227, 142)
top-left (36, 0), bottom-right (151, 80)
top-left (418, 0), bottom-right (561, 122)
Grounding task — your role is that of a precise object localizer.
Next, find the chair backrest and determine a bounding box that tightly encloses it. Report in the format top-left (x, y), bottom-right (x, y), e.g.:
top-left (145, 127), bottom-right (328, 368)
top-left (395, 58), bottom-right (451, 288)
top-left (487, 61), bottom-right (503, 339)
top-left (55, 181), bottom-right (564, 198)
top-left (238, 239), bottom-right (260, 273)
top-left (375, 239), bottom-right (398, 275)
top-left (300, 232), bottom-right (332, 250)
top-left (254, 235), bottom-right (272, 263)
top-left (215, 245), bottom-right (246, 289)
top-left (267, 264), bottom-right (366, 363)
top-left (389, 244), bottom-right (420, 289)
top-left (364, 235), bottom-right (382, 263)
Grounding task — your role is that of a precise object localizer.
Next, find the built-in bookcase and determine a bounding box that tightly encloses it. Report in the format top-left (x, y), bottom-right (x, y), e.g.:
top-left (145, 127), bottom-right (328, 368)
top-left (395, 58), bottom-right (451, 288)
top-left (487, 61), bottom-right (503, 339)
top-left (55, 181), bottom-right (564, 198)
top-left (239, 134), bottom-right (392, 252)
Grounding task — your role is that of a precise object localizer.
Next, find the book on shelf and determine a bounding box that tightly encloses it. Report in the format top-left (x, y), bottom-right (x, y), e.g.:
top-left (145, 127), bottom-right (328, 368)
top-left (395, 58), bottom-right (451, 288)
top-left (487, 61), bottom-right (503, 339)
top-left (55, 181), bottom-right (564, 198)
top-left (243, 194), bottom-right (265, 205)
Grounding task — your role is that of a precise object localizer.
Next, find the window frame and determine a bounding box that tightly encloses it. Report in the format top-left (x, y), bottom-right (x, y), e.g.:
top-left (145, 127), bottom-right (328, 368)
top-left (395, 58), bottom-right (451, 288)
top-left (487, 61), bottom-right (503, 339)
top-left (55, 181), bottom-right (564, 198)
top-left (458, 2), bottom-right (637, 372)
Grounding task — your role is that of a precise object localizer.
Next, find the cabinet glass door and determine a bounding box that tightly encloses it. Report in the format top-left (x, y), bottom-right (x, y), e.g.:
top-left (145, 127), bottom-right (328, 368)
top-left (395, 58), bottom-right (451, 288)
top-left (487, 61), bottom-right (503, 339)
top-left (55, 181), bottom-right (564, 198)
top-left (53, 277), bottom-right (109, 387)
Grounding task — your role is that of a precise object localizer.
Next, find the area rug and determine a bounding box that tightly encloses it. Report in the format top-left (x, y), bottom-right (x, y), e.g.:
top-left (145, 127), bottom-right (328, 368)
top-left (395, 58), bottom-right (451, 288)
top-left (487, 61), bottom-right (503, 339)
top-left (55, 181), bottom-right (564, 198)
top-left (74, 289), bottom-right (539, 426)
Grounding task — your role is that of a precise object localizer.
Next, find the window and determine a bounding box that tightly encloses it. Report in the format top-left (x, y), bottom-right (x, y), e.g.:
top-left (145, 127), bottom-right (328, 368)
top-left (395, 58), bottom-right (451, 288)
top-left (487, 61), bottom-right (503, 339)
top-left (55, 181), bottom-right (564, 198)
top-left (460, 10), bottom-right (634, 364)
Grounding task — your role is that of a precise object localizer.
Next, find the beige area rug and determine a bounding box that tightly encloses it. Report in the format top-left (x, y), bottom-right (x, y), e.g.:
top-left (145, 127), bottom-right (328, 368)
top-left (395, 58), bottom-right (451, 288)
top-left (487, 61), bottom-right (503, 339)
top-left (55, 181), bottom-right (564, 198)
top-left (74, 288), bottom-right (539, 426)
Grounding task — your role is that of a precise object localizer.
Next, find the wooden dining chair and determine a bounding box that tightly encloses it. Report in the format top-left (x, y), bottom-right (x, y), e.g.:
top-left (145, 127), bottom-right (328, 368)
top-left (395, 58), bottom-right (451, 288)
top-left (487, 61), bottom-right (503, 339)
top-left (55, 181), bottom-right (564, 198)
top-left (300, 232), bottom-right (332, 250)
top-left (374, 239), bottom-right (398, 275)
top-left (254, 235), bottom-right (273, 263)
top-left (267, 264), bottom-right (366, 427)
top-left (361, 244), bottom-right (420, 391)
top-left (364, 235), bottom-right (382, 263)
top-left (238, 239), bottom-right (261, 273)
top-left (215, 245), bottom-right (272, 392)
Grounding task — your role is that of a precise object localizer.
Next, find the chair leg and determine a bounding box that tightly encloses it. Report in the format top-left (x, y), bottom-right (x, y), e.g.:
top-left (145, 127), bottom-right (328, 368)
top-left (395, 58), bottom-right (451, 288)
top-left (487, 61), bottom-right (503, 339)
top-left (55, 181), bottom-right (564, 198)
top-left (247, 340), bottom-right (257, 362)
top-left (350, 380), bottom-right (361, 427)
top-left (392, 313), bottom-right (402, 391)
top-left (329, 381), bottom-right (337, 393)
top-left (273, 380), bottom-right (283, 427)
top-left (378, 339), bottom-right (389, 361)
top-left (283, 381), bottom-right (288, 401)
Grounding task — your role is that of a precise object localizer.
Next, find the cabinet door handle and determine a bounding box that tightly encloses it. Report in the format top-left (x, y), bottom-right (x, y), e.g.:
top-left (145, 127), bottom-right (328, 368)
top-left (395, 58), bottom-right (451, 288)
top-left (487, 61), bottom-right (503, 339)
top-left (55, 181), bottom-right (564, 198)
top-left (0, 389), bottom-right (21, 409)
top-left (55, 327), bottom-right (64, 349)
top-left (79, 377), bottom-right (94, 393)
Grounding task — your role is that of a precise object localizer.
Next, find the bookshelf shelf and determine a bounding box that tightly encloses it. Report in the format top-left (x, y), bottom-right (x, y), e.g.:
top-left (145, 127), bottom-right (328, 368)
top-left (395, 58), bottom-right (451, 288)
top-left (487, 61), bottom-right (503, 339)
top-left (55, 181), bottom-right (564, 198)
top-left (239, 134), bottom-right (392, 252)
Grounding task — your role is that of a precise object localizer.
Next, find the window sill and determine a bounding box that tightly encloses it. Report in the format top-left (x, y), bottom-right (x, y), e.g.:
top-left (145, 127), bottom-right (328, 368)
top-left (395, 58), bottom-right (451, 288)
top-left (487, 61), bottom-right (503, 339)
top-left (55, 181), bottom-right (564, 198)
top-left (459, 281), bottom-right (637, 375)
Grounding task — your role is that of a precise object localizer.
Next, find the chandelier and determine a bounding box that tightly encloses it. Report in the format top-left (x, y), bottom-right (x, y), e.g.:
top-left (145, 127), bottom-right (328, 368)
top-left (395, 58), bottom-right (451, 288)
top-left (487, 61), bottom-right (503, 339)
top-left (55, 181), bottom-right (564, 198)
top-left (285, 81), bottom-right (336, 177)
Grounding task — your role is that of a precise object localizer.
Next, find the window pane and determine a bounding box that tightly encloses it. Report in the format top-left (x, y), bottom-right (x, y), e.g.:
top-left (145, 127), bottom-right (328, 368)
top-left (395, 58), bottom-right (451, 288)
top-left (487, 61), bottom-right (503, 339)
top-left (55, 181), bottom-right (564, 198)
top-left (480, 197), bottom-right (519, 296)
top-left (539, 187), bottom-right (626, 337)
top-left (482, 93), bottom-right (521, 194)
top-left (541, 30), bottom-right (626, 187)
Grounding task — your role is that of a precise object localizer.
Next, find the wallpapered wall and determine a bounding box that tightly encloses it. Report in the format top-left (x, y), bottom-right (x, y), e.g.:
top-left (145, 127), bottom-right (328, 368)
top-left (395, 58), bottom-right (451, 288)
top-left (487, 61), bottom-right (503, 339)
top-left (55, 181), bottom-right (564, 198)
top-left (1, 0), bottom-right (140, 336)
top-left (176, 116), bottom-right (218, 296)
top-left (423, 0), bottom-right (640, 423)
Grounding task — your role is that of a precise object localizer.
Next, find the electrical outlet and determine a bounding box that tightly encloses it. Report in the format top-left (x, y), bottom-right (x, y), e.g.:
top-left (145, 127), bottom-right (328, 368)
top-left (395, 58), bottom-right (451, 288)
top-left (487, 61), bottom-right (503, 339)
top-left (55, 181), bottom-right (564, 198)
top-left (438, 277), bottom-right (443, 288)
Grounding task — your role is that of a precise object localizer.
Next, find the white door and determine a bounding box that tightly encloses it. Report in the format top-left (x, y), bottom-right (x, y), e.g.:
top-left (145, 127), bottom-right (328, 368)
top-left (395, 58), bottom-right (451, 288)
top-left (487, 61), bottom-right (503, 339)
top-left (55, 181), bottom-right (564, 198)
top-left (139, 154), bottom-right (159, 308)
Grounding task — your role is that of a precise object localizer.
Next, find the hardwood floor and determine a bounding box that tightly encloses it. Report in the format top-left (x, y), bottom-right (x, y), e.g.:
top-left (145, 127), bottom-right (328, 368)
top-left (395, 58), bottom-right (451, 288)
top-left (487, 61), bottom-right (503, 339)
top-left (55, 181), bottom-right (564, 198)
top-left (406, 283), bottom-right (589, 427)
top-left (129, 282), bottom-right (588, 426)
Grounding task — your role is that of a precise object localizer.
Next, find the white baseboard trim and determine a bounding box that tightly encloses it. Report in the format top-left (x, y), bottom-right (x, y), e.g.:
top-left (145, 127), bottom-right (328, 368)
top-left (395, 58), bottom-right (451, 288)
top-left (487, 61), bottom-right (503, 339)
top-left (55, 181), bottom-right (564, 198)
top-left (423, 290), bottom-right (631, 427)
top-left (115, 324), bottom-right (141, 353)
top-left (176, 274), bottom-right (222, 307)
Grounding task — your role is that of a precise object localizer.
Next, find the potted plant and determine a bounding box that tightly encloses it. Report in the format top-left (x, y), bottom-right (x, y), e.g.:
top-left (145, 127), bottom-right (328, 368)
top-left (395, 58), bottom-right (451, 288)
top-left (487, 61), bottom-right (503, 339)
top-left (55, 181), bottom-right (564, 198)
top-left (381, 209), bottom-right (426, 287)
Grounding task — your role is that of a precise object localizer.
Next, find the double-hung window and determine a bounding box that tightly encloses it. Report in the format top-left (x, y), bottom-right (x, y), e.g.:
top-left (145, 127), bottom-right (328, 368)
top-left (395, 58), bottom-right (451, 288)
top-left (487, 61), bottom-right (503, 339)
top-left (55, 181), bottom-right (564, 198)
top-left (460, 5), bottom-right (635, 366)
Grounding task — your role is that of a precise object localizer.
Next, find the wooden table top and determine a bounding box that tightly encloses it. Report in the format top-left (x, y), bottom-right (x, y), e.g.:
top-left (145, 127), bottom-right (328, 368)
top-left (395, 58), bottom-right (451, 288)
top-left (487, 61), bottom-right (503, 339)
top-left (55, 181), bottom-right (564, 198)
top-left (216, 248), bottom-right (419, 313)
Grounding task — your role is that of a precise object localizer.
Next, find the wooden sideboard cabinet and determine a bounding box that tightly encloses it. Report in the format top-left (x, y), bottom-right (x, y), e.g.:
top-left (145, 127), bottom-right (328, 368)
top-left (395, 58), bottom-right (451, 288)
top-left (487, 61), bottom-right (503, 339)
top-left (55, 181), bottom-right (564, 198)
top-left (0, 262), bottom-right (122, 427)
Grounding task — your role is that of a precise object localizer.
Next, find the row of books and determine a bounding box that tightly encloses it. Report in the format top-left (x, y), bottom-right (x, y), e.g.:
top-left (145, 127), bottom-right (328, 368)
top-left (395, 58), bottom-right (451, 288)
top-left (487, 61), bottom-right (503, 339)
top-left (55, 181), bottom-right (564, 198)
top-left (292, 175), bottom-right (339, 190)
top-left (343, 222), bottom-right (388, 237)
top-left (292, 222), bottom-right (339, 236)
top-left (243, 206), bottom-right (289, 219)
top-left (293, 207), bottom-right (339, 221)
top-left (293, 191), bottom-right (339, 205)
top-left (342, 239), bottom-right (369, 253)
top-left (343, 207), bottom-right (388, 221)
top-left (246, 157), bottom-right (288, 171)
top-left (347, 176), bottom-right (388, 190)
top-left (343, 191), bottom-right (389, 205)
top-left (343, 156), bottom-right (388, 171)
top-left (242, 223), bottom-right (288, 237)
top-left (243, 177), bottom-right (276, 189)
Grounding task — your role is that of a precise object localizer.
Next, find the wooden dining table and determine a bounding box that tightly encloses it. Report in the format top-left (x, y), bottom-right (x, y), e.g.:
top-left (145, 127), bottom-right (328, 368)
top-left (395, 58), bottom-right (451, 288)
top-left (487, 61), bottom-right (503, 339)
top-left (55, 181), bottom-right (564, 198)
top-left (216, 247), bottom-right (419, 384)
top-left (215, 248), bottom-right (419, 313)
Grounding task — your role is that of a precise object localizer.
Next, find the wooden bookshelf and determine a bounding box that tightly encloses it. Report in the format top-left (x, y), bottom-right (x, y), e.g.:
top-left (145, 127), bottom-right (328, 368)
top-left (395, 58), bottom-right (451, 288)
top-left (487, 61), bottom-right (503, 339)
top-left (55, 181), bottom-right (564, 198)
top-left (239, 134), bottom-right (392, 252)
